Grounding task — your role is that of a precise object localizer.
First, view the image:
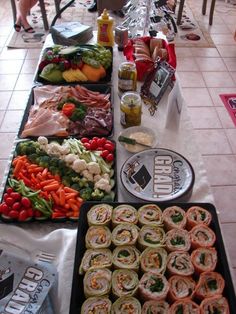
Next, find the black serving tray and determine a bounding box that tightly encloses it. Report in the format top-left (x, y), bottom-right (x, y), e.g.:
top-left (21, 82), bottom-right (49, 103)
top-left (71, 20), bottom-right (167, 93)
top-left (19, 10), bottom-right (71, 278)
top-left (34, 47), bottom-right (113, 85)
top-left (18, 84), bottom-right (114, 139)
top-left (69, 202), bottom-right (236, 314)
top-left (0, 140), bottom-right (117, 224)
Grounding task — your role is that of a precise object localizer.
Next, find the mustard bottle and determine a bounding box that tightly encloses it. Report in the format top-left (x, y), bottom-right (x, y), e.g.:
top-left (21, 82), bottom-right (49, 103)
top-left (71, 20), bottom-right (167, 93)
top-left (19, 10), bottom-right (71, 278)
top-left (97, 9), bottom-right (114, 47)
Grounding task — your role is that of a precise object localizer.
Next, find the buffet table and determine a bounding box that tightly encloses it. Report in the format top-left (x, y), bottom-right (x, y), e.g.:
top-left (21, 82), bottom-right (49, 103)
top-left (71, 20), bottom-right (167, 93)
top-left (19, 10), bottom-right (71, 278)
top-left (0, 39), bottom-right (215, 313)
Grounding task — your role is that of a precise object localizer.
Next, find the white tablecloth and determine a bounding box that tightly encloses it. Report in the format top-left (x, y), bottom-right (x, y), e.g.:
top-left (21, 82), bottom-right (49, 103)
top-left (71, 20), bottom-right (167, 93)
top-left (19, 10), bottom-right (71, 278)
top-left (0, 41), bottom-right (214, 314)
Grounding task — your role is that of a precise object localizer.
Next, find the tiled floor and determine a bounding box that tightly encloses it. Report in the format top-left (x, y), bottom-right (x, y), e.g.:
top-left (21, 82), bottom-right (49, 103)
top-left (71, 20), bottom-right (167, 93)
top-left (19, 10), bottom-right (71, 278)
top-left (0, 0), bottom-right (236, 287)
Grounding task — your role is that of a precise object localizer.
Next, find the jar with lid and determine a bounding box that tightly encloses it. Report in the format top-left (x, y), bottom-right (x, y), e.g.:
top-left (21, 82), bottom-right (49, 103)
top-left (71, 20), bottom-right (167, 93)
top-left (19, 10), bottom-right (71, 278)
top-left (120, 92), bottom-right (142, 128)
top-left (118, 62), bottom-right (137, 96)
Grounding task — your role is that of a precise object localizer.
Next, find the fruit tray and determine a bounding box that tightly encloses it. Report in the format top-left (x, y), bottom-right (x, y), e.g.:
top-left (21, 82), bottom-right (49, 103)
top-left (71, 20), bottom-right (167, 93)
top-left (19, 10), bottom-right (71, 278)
top-left (34, 45), bottom-right (113, 85)
top-left (0, 139), bottom-right (117, 223)
top-left (69, 202), bottom-right (236, 313)
top-left (18, 84), bottom-right (114, 139)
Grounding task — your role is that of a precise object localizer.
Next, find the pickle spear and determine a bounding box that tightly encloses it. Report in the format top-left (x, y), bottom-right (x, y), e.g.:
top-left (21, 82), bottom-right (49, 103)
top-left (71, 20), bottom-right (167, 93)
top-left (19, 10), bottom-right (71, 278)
top-left (118, 135), bottom-right (152, 147)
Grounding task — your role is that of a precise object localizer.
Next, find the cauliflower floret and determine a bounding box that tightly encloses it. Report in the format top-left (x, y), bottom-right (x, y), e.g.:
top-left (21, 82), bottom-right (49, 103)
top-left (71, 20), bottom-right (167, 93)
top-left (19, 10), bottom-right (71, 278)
top-left (95, 178), bottom-right (111, 193)
top-left (94, 174), bottom-right (102, 182)
top-left (38, 136), bottom-right (48, 146)
top-left (87, 162), bottom-right (101, 175)
top-left (46, 143), bottom-right (62, 156)
top-left (101, 173), bottom-right (110, 180)
top-left (60, 143), bottom-right (71, 155)
top-left (64, 154), bottom-right (77, 165)
top-left (72, 159), bottom-right (87, 173)
top-left (82, 169), bottom-right (93, 182)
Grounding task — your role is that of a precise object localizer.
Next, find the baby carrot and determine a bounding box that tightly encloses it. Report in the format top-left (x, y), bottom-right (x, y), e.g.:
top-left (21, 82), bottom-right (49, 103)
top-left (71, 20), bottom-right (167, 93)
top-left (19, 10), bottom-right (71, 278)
top-left (51, 191), bottom-right (60, 205)
top-left (59, 189), bottom-right (65, 207)
top-left (43, 183), bottom-right (60, 191)
top-left (64, 187), bottom-right (78, 193)
top-left (13, 159), bottom-right (24, 176)
top-left (65, 193), bottom-right (78, 201)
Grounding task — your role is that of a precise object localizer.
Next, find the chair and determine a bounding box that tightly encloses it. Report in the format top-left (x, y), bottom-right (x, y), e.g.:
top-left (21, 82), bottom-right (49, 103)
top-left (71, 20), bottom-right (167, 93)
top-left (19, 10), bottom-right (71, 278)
top-left (10, 0), bottom-right (61, 31)
top-left (176, 0), bottom-right (216, 26)
top-left (97, 0), bottom-right (127, 15)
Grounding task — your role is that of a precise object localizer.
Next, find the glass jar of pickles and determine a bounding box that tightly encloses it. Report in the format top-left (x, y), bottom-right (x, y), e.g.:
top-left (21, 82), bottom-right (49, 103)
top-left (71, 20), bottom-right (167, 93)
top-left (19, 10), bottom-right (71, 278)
top-left (118, 62), bottom-right (137, 96)
top-left (120, 92), bottom-right (142, 128)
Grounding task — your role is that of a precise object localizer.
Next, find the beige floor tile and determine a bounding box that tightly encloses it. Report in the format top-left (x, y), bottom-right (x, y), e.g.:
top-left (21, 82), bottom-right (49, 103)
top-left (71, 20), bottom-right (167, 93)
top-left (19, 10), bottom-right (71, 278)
top-left (26, 49), bottom-right (43, 59)
top-left (0, 133), bottom-right (16, 158)
top-left (230, 72), bottom-right (236, 85)
top-left (0, 159), bottom-right (8, 184)
top-left (203, 155), bottom-right (236, 185)
top-left (0, 91), bottom-right (11, 110)
top-left (14, 74), bottom-right (34, 91)
top-left (189, 47), bottom-right (220, 57)
top-left (0, 36), bottom-right (8, 48)
top-left (8, 91), bottom-right (30, 110)
top-left (211, 34), bottom-right (236, 45)
top-left (195, 57), bottom-right (228, 71)
top-left (0, 74), bottom-right (18, 91)
top-left (217, 45), bottom-right (236, 57)
top-left (0, 110), bottom-right (5, 127)
top-left (223, 58), bottom-right (236, 72)
top-left (177, 72), bottom-right (206, 88)
top-left (221, 223), bottom-right (236, 268)
top-left (212, 186), bottom-right (236, 223)
top-left (209, 87), bottom-right (236, 106)
top-left (0, 110), bottom-right (23, 132)
top-left (225, 129), bottom-right (236, 154)
top-left (177, 57), bottom-right (199, 71)
top-left (182, 87), bottom-right (214, 107)
top-left (187, 107), bottom-right (222, 128)
top-left (21, 59), bottom-right (38, 74)
top-left (194, 129), bottom-right (232, 154)
top-left (202, 71), bottom-right (235, 87)
top-left (0, 47), bottom-right (27, 60)
top-left (175, 47), bottom-right (192, 57)
top-left (0, 60), bottom-right (23, 74)
top-left (216, 106), bottom-right (235, 128)
top-left (208, 23), bottom-right (232, 34)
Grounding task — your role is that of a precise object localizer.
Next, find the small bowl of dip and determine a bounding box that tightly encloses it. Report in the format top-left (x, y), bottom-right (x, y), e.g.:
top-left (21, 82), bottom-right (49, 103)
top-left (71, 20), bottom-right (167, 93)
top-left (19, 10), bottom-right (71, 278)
top-left (118, 126), bottom-right (157, 153)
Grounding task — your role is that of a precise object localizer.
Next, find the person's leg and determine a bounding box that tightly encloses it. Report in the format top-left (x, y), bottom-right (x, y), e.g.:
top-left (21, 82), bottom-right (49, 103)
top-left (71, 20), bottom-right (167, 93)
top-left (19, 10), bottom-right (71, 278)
top-left (16, 0), bottom-right (38, 32)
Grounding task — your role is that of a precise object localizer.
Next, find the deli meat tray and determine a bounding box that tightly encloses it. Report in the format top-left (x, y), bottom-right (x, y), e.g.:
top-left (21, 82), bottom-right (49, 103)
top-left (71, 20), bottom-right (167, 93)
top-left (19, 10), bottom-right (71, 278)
top-left (0, 139), bottom-right (116, 223)
top-left (69, 202), bottom-right (236, 313)
top-left (34, 46), bottom-right (113, 85)
top-left (18, 84), bottom-right (114, 139)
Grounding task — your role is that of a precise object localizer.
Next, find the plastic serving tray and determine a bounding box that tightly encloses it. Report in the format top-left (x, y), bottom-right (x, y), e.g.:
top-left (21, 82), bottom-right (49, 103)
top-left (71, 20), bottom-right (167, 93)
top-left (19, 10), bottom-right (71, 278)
top-left (34, 47), bottom-right (113, 85)
top-left (69, 202), bottom-right (236, 313)
top-left (18, 84), bottom-right (114, 139)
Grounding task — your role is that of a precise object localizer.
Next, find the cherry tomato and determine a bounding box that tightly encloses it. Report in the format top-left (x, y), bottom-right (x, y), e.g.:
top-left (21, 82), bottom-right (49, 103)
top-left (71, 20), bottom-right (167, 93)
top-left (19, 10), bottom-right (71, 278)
top-left (10, 192), bottom-right (21, 201)
top-left (27, 208), bottom-right (34, 217)
top-left (97, 138), bottom-right (106, 147)
top-left (1, 204), bottom-right (10, 216)
top-left (12, 202), bottom-right (21, 211)
top-left (6, 187), bottom-right (13, 194)
top-left (18, 210), bottom-right (29, 221)
top-left (0, 203), bottom-right (7, 213)
top-left (100, 150), bottom-right (109, 158)
top-left (8, 210), bottom-right (19, 219)
top-left (81, 137), bottom-right (89, 143)
top-left (92, 137), bottom-right (99, 141)
top-left (104, 143), bottom-right (115, 152)
top-left (83, 142), bottom-right (91, 150)
top-left (34, 210), bottom-right (42, 217)
top-left (5, 197), bottom-right (14, 207)
top-left (106, 153), bottom-right (114, 162)
top-left (21, 197), bottom-right (31, 208)
top-left (3, 193), bottom-right (9, 202)
top-left (96, 146), bottom-right (104, 151)
top-left (90, 139), bottom-right (98, 150)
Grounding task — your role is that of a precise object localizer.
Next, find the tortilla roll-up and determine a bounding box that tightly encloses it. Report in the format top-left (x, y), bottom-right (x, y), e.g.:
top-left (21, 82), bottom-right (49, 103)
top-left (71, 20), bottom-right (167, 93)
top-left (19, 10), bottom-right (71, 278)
top-left (162, 206), bottom-right (187, 230)
top-left (112, 246), bottom-right (140, 271)
top-left (167, 251), bottom-right (194, 276)
top-left (200, 295), bottom-right (230, 314)
top-left (81, 296), bottom-right (112, 314)
top-left (190, 224), bottom-right (216, 249)
top-left (194, 271), bottom-right (225, 300)
top-left (191, 247), bottom-right (217, 274)
top-left (112, 223), bottom-right (139, 246)
top-left (169, 299), bottom-right (200, 314)
top-left (87, 204), bottom-right (113, 226)
top-left (79, 248), bottom-right (112, 275)
top-left (186, 206), bottom-right (212, 230)
top-left (168, 275), bottom-right (196, 302)
top-left (140, 247), bottom-right (168, 275)
top-left (85, 225), bottom-right (112, 249)
top-left (166, 228), bottom-right (191, 252)
top-left (138, 225), bottom-right (166, 250)
top-left (139, 272), bottom-right (169, 301)
top-left (112, 269), bottom-right (139, 298)
top-left (83, 268), bottom-right (112, 298)
top-left (111, 296), bottom-right (141, 314)
top-left (141, 300), bottom-right (169, 314)
top-left (138, 204), bottom-right (163, 226)
top-left (112, 205), bottom-right (138, 226)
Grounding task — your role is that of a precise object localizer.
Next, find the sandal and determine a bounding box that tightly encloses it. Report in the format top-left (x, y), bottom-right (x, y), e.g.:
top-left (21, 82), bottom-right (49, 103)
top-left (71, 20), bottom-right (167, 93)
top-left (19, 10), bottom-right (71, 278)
top-left (22, 26), bottom-right (35, 33)
top-left (14, 23), bottom-right (21, 32)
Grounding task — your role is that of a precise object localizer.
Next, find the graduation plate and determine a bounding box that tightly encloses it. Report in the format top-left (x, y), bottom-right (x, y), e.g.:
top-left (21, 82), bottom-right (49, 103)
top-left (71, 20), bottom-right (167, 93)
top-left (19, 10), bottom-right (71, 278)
top-left (120, 148), bottom-right (195, 202)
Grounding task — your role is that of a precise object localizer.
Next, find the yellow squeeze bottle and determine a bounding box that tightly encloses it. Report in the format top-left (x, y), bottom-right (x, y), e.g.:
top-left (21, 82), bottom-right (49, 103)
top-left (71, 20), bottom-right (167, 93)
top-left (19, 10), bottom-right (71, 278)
top-left (97, 9), bottom-right (114, 47)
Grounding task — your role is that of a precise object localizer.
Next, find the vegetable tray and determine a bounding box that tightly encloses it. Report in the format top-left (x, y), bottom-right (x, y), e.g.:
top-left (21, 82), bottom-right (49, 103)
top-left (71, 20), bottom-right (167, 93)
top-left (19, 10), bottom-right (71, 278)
top-left (69, 202), bottom-right (236, 313)
top-left (17, 84), bottom-right (114, 139)
top-left (34, 46), bottom-right (113, 85)
top-left (0, 139), bottom-right (117, 223)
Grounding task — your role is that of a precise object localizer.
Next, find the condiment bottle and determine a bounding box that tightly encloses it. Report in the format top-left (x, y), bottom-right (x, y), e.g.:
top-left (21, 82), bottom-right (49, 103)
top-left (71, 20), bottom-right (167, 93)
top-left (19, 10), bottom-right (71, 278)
top-left (118, 62), bottom-right (137, 96)
top-left (120, 92), bottom-right (142, 128)
top-left (97, 9), bottom-right (114, 47)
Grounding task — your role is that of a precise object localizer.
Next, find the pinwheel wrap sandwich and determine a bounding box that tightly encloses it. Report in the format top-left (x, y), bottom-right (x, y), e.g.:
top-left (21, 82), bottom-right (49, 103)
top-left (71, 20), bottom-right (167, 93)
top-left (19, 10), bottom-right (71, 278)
top-left (165, 228), bottom-right (191, 252)
top-left (168, 275), bottom-right (196, 302)
top-left (139, 272), bottom-right (169, 301)
top-left (199, 295), bottom-right (230, 314)
top-left (186, 206), bottom-right (212, 230)
top-left (112, 245), bottom-right (140, 271)
top-left (169, 298), bottom-right (200, 314)
top-left (85, 225), bottom-right (112, 249)
top-left (190, 224), bottom-right (216, 249)
top-left (79, 248), bottom-right (112, 275)
top-left (162, 206), bottom-right (187, 230)
top-left (112, 205), bottom-right (138, 226)
top-left (140, 247), bottom-right (168, 275)
top-left (167, 251), bottom-right (194, 276)
top-left (87, 204), bottom-right (113, 226)
top-left (191, 247), bottom-right (217, 274)
top-left (138, 204), bottom-right (163, 226)
top-left (112, 223), bottom-right (139, 246)
top-left (83, 268), bottom-right (112, 298)
top-left (141, 300), bottom-right (169, 314)
top-left (112, 269), bottom-right (139, 298)
top-left (81, 296), bottom-right (112, 314)
top-left (138, 225), bottom-right (166, 250)
top-left (195, 271), bottom-right (225, 300)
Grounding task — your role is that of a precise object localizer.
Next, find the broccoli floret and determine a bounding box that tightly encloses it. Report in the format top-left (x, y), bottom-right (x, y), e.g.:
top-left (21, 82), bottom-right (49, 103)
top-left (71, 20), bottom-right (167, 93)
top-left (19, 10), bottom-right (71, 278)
top-left (16, 141), bottom-right (39, 155)
top-left (91, 188), bottom-right (104, 200)
top-left (58, 159), bottom-right (66, 170)
top-left (61, 176), bottom-right (72, 187)
top-left (102, 191), bottom-right (115, 202)
top-left (38, 155), bottom-right (51, 168)
top-left (50, 157), bottom-right (59, 167)
top-left (28, 153), bottom-right (38, 163)
top-left (80, 187), bottom-right (93, 201)
top-left (70, 183), bottom-right (81, 191)
top-left (49, 166), bottom-right (61, 176)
